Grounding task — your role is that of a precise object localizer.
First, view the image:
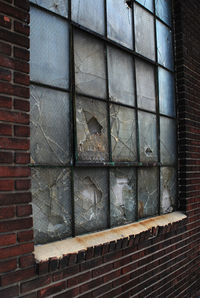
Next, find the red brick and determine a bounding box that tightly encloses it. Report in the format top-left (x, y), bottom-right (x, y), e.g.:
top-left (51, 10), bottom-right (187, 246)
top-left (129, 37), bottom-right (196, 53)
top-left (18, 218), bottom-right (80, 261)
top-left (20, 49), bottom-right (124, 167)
top-left (0, 82), bottom-right (29, 98)
top-left (14, 46), bottom-right (29, 61)
top-left (15, 179), bottom-right (31, 190)
top-left (14, 0), bottom-right (30, 11)
top-left (92, 263), bottom-right (113, 278)
top-left (67, 271), bottom-right (91, 287)
top-left (0, 110), bottom-right (29, 124)
top-left (0, 242), bottom-right (34, 259)
top-left (0, 137), bottom-right (29, 150)
top-left (0, 28), bottom-right (29, 48)
top-left (14, 72), bottom-right (29, 86)
top-left (0, 206), bottom-right (15, 219)
top-left (0, 152), bottom-right (13, 163)
top-left (0, 68), bottom-right (11, 81)
top-left (0, 217), bottom-right (32, 233)
top-left (0, 179), bottom-right (14, 191)
top-left (0, 56), bottom-right (29, 72)
top-left (55, 288), bottom-right (79, 298)
top-left (79, 277), bottom-right (103, 294)
top-left (0, 192), bottom-right (31, 205)
top-left (0, 123), bottom-right (12, 136)
top-left (0, 285), bottom-right (19, 298)
top-left (38, 281), bottom-right (66, 298)
top-left (0, 259), bottom-right (17, 273)
top-left (0, 234), bottom-right (16, 246)
top-left (0, 166), bottom-right (30, 178)
top-left (14, 20), bottom-right (29, 35)
top-left (14, 98), bottom-right (30, 111)
top-left (0, 2), bottom-right (29, 22)
top-left (0, 95), bottom-right (12, 109)
top-left (1, 267), bottom-right (35, 286)
top-left (21, 275), bottom-right (52, 294)
top-left (18, 230), bottom-right (33, 242)
top-left (19, 254), bottom-right (34, 268)
top-left (0, 41), bottom-right (11, 56)
top-left (14, 125), bottom-right (30, 137)
top-left (0, 14), bottom-right (12, 29)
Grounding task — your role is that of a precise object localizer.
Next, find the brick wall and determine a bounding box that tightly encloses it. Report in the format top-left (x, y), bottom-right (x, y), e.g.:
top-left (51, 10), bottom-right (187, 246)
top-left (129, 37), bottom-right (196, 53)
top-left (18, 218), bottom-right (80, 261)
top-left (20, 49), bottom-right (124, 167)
top-left (0, 0), bottom-right (199, 297)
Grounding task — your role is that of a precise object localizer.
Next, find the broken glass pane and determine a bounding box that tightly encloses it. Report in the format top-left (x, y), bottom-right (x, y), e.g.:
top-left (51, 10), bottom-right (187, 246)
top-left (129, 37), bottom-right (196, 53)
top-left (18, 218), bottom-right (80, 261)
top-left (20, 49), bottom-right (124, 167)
top-left (135, 59), bottom-right (156, 112)
top-left (138, 168), bottom-right (158, 219)
top-left (160, 167), bottom-right (176, 214)
top-left (156, 20), bottom-right (174, 71)
top-left (110, 104), bottom-right (137, 161)
top-left (138, 111), bottom-right (158, 162)
top-left (107, 46), bottom-right (135, 106)
top-left (74, 30), bottom-right (106, 98)
top-left (134, 3), bottom-right (155, 61)
top-left (136, 0), bottom-right (154, 12)
top-left (72, 0), bottom-right (104, 35)
top-left (158, 67), bottom-right (175, 117)
top-left (160, 117), bottom-right (176, 165)
top-left (76, 96), bottom-right (108, 161)
top-left (74, 168), bottom-right (108, 235)
top-left (30, 0), bottom-right (68, 17)
top-left (107, 0), bottom-right (133, 49)
top-left (156, 0), bottom-right (172, 26)
top-left (30, 85), bottom-right (70, 165)
top-left (32, 168), bottom-right (72, 244)
top-left (110, 168), bottom-right (136, 227)
top-left (30, 7), bottom-right (69, 88)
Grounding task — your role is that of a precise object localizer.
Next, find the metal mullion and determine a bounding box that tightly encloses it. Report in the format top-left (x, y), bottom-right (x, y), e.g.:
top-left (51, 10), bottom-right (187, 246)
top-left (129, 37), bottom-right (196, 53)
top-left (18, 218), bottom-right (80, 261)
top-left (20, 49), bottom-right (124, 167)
top-left (30, 81), bottom-right (70, 94)
top-left (30, 1), bottom-right (69, 21)
top-left (134, 0), bottom-right (155, 16)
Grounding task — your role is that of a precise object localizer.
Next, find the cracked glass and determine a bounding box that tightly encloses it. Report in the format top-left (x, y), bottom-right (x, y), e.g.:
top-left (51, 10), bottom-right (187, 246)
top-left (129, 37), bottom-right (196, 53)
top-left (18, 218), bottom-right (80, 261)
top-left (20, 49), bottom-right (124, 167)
top-left (136, 0), bottom-right (154, 12)
top-left (160, 167), bottom-right (176, 214)
top-left (160, 117), bottom-right (176, 165)
top-left (110, 168), bottom-right (136, 227)
top-left (32, 168), bottom-right (72, 244)
top-left (30, 0), bottom-right (68, 17)
top-left (30, 85), bottom-right (70, 165)
top-left (110, 104), bottom-right (137, 162)
top-left (156, 0), bottom-right (172, 26)
top-left (74, 168), bottom-right (108, 235)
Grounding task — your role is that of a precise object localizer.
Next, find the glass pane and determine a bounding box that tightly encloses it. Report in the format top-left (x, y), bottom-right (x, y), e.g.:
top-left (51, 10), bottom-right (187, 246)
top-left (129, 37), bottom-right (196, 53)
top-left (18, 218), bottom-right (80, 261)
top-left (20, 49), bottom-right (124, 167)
top-left (136, 0), bottom-right (154, 12)
top-left (30, 0), bottom-right (68, 17)
top-left (76, 96), bottom-right (108, 161)
top-left (72, 0), bottom-right (104, 35)
top-left (156, 0), bottom-right (172, 26)
top-left (136, 59), bottom-right (156, 112)
top-left (107, 0), bottom-right (133, 49)
top-left (110, 168), bottom-right (136, 227)
top-left (74, 168), bottom-right (108, 235)
top-left (107, 46), bottom-right (135, 106)
top-left (110, 104), bottom-right (137, 161)
top-left (138, 111), bottom-right (158, 162)
top-left (160, 167), bottom-right (176, 214)
top-left (32, 168), bottom-right (72, 244)
top-left (160, 117), bottom-right (176, 165)
top-left (74, 30), bottom-right (106, 98)
top-left (156, 20), bottom-right (174, 70)
top-left (158, 67), bottom-right (175, 117)
top-left (30, 85), bottom-right (70, 165)
top-left (134, 3), bottom-right (155, 60)
top-left (138, 168), bottom-right (158, 219)
top-left (30, 7), bottom-right (69, 88)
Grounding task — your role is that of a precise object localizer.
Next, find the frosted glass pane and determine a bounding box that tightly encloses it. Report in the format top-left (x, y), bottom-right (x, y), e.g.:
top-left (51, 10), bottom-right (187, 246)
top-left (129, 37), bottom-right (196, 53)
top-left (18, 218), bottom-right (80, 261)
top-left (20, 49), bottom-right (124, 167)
top-left (134, 3), bottom-right (155, 60)
top-left (110, 168), bottom-right (136, 227)
top-left (108, 46), bottom-right (135, 106)
top-left (138, 168), bottom-right (158, 219)
top-left (30, 0), bottom-right (68, 17)
top-left (107, 0), bottom-right (133, 49)
top-left (159, 67), bottom-right (175, 116)
top-left (156, 0), bottom-right (172, 26)
top-left (136, 59), bottom-right (156, 112)
top-left (32, 168), bottom-right (71, 244)
top-left (30, 7), bottom-right (69, 88)
top-left (160, 117), bottom-right (176, 165)
top-left (74, 30), bottom-right (106, 98)
top-left (156, 20), bottom-right (174, 70)
top-left (74, 168), bottom-right (108, 235)
top-left (110, 105), bottom-right (137, 161)
top-left (138, 111), bottom-right (158, 162)
top-left (136, 0), bottom-right (154, 12)
top-left (30, 85), bottom-right (70, 165)
top-left (160, 167), bottom-right (176, 214)
top-left (76, 96), bottom-right (108, 161)
top-left (72, 0), bottom-right (104, 35)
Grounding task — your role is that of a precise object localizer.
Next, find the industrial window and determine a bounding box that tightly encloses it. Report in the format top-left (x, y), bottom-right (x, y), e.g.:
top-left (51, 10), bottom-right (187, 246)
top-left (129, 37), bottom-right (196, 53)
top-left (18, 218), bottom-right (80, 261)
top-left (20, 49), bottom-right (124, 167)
top-left (30, 0), bottom-right (176, 245)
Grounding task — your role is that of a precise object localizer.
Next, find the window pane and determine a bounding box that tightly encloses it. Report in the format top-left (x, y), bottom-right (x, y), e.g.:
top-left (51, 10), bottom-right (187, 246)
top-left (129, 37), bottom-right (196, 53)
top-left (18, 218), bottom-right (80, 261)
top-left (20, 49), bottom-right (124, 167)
top-left (160, 117), bottom-right (176, 165)
top-left (72, 0), bottom-right (104, 35)
top-left (107, 46), bottom-right (135, 106)
top-left (110, 168), bottom-right (136, 227)
top-left (30, 0), bottom-right (68, 17)
top-left (30, 7), bottom-right (69, 88)
top-left (134, 3), bottom-right (155, 60)
top-left (138, 111), bottom-right (158, 162)
top-left (74, 168), bottom-right (108, 235)
top-left (32, 168), bottom-right (72, 244)
top-left (160, 167), bottom-right (176, 214)
top-left (74, 30), bottom-right (106, 98)
top-left (107, 0), bottom-right (133, 49)
top-left (30, 85), bottom-right (70, 165)
top-left (76, 96), bottom-right (108, 161)
top-left (156, 0), bottom-right (172, 26)
top-left (138, 168), bottom-right (158, 219)
top-left (136, 59), bottom-right (156, 112)
top-left (136, 0), bottom-right (154, 12)
top-left (110, 104), bottom-right (137, 162)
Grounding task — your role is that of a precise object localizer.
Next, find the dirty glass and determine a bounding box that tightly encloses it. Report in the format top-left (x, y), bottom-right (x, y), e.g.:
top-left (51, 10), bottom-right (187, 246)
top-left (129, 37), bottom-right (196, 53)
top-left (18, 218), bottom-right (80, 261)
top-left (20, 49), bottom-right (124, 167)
top-left (30, 0), bottom-right (68, 17)
top-left (32, 168), bottom-right (72, 244)
top-left (138, 111), bottom-right (158, 162)
top-left (136, 0), bottom-right (154, 12)
top-left (156, 0), bottom-right (172, 26)
top-left (134, 3), bottom-right (155, 61)
top-left (107, 46), bottom-right (135, 106)
top-left (74, 30), bottom-right (106, 99)
top-left (160, 167), bottom-right (176, 214)
top-left (156, 20), bottom-right (174, 71)
top-left (30, 85), bottom-right (70, 165)
top-left (107, 0), bottom-right (133, 49)
top-left (135, 59), bottom-right (156, 112)
top-left (110, 104), bottom-right (137, 161)
top-left (160, 117), bottom-right (176, 165)
top-left (74, 168), bottom-right (108, 235)
top-left (72, 0), bottom-right (104, 35)
top-left (110, 168), bottom-right (136, 227)
top-left (30, 7), bottom-right (69, 89)
top-left (76, 96), bottom-right (108, 161)
top-left (138, 168), bottom-right (158, 219)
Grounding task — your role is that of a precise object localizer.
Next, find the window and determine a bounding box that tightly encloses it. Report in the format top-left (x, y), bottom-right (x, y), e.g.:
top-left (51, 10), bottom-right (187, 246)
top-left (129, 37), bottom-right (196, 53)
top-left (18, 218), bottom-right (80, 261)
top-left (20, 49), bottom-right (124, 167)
top-left (30, 0), bottom-right (176, 245)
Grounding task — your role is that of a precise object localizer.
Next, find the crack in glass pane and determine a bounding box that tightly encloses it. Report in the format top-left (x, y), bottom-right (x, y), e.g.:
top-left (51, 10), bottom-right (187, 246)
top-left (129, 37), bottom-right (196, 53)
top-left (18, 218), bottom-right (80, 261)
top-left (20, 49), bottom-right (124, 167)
top-left (136, 0), bottom-right (154, 12)
top-left (160, 167), bottom-right (176, 214)
top-left (160, 117), bottom-right (176, 165)
top-left (156, 0), bottom-right (172, 26)
top-left (30, 0), bottom-right (68, 17)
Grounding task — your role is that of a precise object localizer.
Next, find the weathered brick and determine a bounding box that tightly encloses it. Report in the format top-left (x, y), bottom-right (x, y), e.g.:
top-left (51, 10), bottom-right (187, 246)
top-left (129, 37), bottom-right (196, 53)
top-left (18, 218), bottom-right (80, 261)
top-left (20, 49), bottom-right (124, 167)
top-left (14, 125), bottom-right (30, 137)
top-left (15, 152), bottom-right (30, 164)
top-left (0, 41), bottom-right (11, 56)
top-left (19, 254), bottom-right (34, 268)
top-left (21, 275), bottom-right (52, 294)
top-left (0, 2), bottom-right (29, 22)
top-left (0, 67), bottom-right (11, 81)
top-left (0, 206), bottom-right (15, 219)
top-left (14, 72), bottom-right (29, 85)
top-left (0, 137), bottom-right (29, 150)
top-left (0, 82), bottom-right (29, 98)
top-left (0, 217), bottom-right (32, 233)
top-left (37, 281), bottom-right (66, 298)
top-left (0, 192), bottom-right (31, 205)
top-left (0, 110), bottom-right (29, 124)
top-left (0, 166), bottom-right (30, 178)
top-left (0, 123), bottom-right (12, 136)
top-left (0, 95), bottom-right (12, 109)
top-left (0, 259), bottom-right (17, 273)
top-left (0, 242), bottom-right (34, 259)
top-left (0, 14), bottom-right (12, 29)
top-left (18, 230), bottom-right (33, 242)
top-left (15, 179), bottom-right (31, 190)
top-left (0, 285), bottom-right (19, 298)
top-left (14, 46), bottom-right (29, 61)
top-left (0, 28), bottom-right (29, 48)
top-left (0, 233), bottom-right (16, 247)
top-left (1, 267), bottom-right (35, 286)
top-left (0, 179), bottom-right (14, 191)
top-left (14, 98), bottom-right (30, 111)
